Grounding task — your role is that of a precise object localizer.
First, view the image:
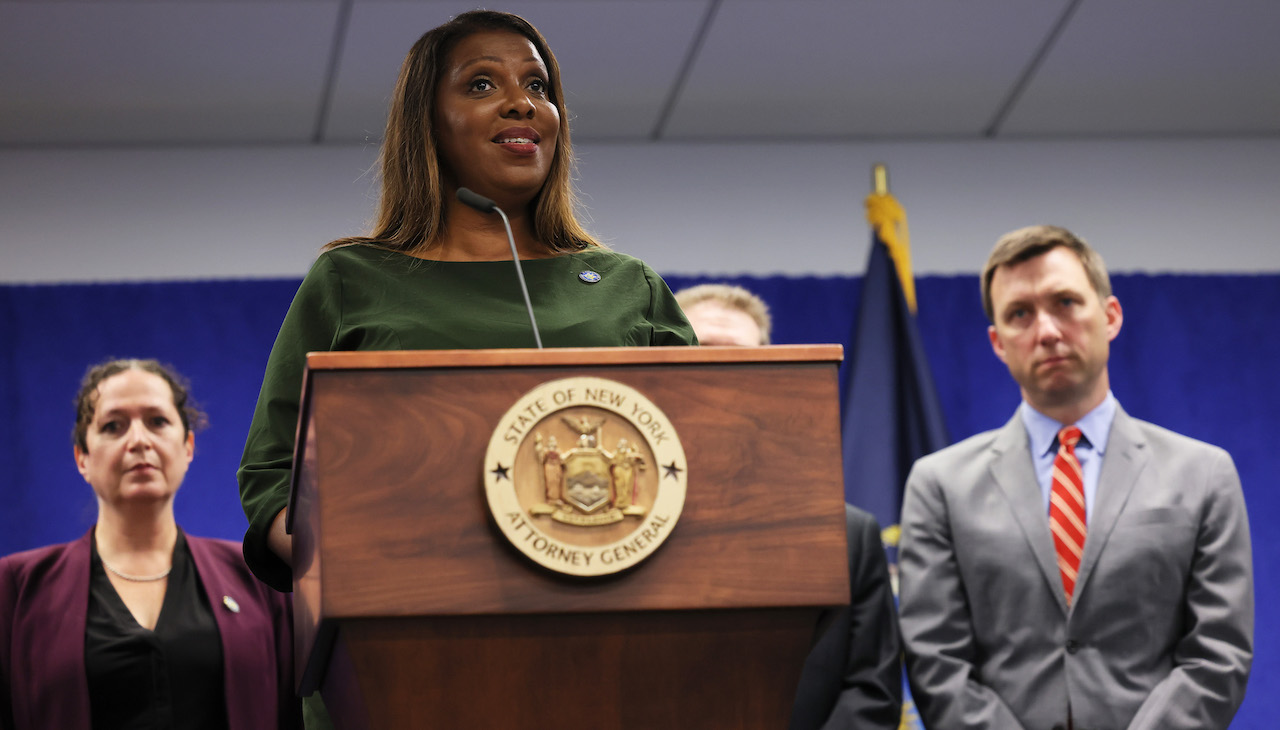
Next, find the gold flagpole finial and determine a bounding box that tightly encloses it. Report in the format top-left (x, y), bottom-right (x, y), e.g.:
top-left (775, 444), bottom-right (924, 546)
top-left (864, 163), bottom-right (917, 313)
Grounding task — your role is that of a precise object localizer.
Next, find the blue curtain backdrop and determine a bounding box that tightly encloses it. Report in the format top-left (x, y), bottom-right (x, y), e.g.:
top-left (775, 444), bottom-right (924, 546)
top-left (2, 272), bottom-right (1276, 728)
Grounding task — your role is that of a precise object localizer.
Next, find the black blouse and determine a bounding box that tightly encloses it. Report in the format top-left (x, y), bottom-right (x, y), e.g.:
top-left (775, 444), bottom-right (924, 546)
top-left (85, 531), bottom-right (228, 730)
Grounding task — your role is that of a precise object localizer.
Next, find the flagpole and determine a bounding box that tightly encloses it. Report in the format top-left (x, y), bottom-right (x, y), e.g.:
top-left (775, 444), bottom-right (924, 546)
top-left (873, 162), bottom-right (889, 195)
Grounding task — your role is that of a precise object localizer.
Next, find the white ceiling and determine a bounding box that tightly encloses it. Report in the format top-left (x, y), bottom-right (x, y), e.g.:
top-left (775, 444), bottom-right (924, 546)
top-left (2, 0), bottom-right (1279, 147)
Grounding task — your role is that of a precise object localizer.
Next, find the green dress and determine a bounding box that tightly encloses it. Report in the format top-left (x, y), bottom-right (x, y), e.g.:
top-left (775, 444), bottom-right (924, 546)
top-left (237, 244), bottom-right (697, 592)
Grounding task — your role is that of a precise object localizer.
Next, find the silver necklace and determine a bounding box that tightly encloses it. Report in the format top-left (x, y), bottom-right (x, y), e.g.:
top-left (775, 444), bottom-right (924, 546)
top-left (100, 556), bottom-right (171, 582)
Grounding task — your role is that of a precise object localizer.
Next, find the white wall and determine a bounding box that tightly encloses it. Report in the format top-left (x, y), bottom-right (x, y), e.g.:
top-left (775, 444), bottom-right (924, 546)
top-left (3, 137), bottom-right (1278, 284)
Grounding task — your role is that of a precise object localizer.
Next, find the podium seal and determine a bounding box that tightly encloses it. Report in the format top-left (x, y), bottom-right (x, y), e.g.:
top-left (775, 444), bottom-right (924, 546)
top-left (484, 376), bottom-right (687, 576)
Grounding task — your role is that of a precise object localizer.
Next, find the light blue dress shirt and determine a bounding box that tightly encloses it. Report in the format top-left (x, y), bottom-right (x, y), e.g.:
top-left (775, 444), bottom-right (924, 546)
top-left (1019, 392), bottom-right (1118, 526)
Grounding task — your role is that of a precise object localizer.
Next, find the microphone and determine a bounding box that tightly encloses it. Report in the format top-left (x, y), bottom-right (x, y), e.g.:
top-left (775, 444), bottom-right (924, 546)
top-left (455, 186), bottom-right (496, 213)
top-left (455, 187), bottom-right (544, 349)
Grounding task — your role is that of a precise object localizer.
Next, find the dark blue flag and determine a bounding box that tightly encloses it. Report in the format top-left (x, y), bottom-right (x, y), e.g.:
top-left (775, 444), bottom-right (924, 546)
top-left (840, 198), bottom-right (950, 541)
top-left (841, 193), bottom-right (948, 729)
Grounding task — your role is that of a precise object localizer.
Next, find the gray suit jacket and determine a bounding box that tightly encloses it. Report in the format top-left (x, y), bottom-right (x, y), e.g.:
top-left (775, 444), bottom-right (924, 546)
top-left (898, 405), bottom-right (1252, 730)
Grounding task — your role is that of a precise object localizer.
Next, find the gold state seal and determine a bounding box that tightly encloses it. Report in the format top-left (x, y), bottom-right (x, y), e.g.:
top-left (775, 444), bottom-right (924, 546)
top-left (484, 377), bottom-right (687, 576)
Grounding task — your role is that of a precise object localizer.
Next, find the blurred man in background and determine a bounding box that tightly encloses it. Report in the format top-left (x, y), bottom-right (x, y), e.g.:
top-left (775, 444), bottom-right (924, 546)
top-left (675, 284), bottom-right (771, 346)
top-left (675, 282), bottom-right (903, 729)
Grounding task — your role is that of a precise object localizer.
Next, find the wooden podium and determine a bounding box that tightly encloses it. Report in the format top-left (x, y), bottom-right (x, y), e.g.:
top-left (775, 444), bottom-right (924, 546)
top-left (288, 346), bottom-right (849, 729)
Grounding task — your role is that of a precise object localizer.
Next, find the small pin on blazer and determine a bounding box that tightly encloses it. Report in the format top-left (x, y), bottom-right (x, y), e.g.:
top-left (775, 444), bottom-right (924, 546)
top-left (223, 595), bottom-right (241, 613)
top-left (579, 270), bottom-right (601, 283)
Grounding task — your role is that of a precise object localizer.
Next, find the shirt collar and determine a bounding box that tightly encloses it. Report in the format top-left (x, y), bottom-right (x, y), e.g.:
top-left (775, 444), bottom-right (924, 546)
top-left (1020, 391), bottom-right (1117, 457)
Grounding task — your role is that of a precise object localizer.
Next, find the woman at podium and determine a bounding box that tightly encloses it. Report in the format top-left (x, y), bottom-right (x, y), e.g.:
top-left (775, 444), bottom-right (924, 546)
top-left (238, 10), bottom-right (695, 592)
top-left (0, 359), bottom-right (299, 730)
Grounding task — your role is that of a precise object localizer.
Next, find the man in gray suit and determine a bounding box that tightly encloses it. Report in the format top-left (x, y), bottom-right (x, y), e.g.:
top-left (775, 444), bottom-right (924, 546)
top-left (898, 225), bottom-right (1252, 730)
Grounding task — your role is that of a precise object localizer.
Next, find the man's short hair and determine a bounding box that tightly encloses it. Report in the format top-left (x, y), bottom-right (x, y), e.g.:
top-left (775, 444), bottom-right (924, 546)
top-left (981, 225), bottom-right (1112, 323)
top-left (674, 284), bottom-right (772, 345)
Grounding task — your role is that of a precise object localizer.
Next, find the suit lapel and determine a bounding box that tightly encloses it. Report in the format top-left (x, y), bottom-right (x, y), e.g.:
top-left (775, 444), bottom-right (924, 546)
top-left (24, 532), bottom-right (94, 728)
top-left (1073, 405), bottom-right (1148, 603)
top-left (988, 414), bottom-right (1069, 616)
top-left (185, 533), bottom-right (241, 660)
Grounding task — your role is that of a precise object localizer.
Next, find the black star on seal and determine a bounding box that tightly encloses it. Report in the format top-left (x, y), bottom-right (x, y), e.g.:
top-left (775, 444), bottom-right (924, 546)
top-left (490, 463), bottom-right (511, 481)
top-left (663, 461), bottom-right (684, 480)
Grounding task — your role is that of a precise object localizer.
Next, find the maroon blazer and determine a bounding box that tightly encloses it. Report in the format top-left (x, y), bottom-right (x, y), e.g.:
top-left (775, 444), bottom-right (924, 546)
top-left (0, 529), bottom-right (299, 730)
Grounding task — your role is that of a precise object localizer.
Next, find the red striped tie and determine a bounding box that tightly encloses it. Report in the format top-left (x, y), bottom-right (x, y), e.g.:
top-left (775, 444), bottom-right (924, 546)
top-left (1049, 426), bottom-right (1086, 606)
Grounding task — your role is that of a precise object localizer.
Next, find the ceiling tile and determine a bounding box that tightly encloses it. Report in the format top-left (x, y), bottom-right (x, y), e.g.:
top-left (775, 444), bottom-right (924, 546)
top-left (325, 0), bottom-right (706, 143)
top-left (1003, 0), bottom-right (1280, 136)
top-left (0, 1), bottom-right (342, 145)
top-left (665, 0), bottom-right (1069, 139)
top-left (3, 0), bottom-right (1277, 147)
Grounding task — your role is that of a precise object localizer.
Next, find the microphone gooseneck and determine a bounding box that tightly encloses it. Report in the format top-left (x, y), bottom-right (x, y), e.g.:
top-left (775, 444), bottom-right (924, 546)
top-left (455, 187), bottom-right (544, 349)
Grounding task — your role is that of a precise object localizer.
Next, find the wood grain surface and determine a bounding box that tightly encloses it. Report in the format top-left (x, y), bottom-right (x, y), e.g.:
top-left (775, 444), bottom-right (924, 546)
top-left (298, 358), bottom-right (848, 617)
top-left (289, 347), bottom-right (850, 723)
top-left (324, 610), bottom-right (816, 730)
top-left (305, 344), bottom-right (842, 370)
